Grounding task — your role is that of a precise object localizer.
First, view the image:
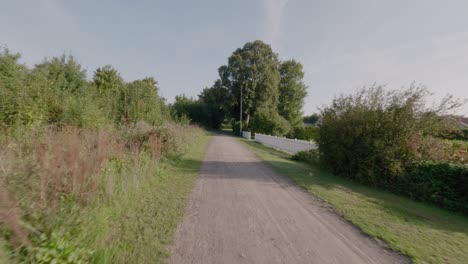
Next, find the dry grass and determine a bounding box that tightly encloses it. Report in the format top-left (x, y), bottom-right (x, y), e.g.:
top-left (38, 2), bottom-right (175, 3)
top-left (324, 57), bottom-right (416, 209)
top-left (33, 128), bottom-right (122, 207)
top-left (0, 122), bottom-right (202, 259)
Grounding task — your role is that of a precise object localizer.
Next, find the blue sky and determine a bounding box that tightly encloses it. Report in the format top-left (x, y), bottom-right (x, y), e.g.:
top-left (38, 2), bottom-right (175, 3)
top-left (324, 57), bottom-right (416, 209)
top-left (1, 0), bottom-right (468, 114)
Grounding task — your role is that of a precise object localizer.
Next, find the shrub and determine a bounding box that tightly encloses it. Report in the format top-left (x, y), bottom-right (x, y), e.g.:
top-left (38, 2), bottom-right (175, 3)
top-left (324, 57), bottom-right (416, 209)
top-left (289, 126), bottom-right (319, 141)
top-left (249, 107), bottom-right (291, 136)
top-left (319, 85), bottom-right (462, 185)
top-left (318, 85), bottom-right (468, 213)
top-left (292, 149), bottom-right (320, 164)
top-left (230, 120), bottom-right (248, 136)
top-left (401, 162), bottom-right (468, 213)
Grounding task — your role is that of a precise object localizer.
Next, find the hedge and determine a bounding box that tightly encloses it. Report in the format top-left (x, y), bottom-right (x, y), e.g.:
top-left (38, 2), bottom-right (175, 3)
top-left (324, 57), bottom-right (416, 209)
top-left (399, 162), bottom-right (468, 213)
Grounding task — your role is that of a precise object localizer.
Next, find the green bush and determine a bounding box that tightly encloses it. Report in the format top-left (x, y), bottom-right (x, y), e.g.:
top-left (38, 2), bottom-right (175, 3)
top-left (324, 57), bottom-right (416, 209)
top-left (291, 149), bottom-right (320, 164)
top-left (249, 107), bottom-right (291, 136)
top-left (289, 126), bottom-right (319, 141)
top-left (401, 162), bottom-right (468, 213)
top-left (319, 85), bottom-right (462, 184)
top-left (230, 120), bottom-right (247, 136)
top-left (318, 85), bottom-right (467, 213)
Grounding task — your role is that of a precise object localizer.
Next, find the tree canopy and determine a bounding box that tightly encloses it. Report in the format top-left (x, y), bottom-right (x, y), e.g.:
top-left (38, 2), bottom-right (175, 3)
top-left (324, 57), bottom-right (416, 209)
top-left (171, 40), bottom-right (308, 134)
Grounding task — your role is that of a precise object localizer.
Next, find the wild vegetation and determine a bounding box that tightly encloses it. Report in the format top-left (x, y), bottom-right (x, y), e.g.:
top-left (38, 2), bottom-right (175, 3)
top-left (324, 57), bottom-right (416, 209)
top-left (317, 85), bottom-right (467, 213)
top-left (0, 48), bottom-right (209, 263)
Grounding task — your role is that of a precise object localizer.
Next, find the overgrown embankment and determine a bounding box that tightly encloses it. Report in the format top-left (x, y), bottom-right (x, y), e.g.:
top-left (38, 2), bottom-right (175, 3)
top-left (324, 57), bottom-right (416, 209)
top-left (0, 123), bottom-right (210, 263)
top-left (0, 48), bottom-right (210, 263)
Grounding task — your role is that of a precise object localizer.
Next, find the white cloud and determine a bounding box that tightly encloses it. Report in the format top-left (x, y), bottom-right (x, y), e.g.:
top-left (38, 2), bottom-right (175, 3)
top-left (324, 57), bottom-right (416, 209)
top-left (261, 0), bottom-right (289, 49)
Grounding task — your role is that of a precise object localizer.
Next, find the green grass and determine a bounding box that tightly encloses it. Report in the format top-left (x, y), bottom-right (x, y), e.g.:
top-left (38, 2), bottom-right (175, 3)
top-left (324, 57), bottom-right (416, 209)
top-left (241, 139), bottom-right (468, 264)
top-left (0, 239), bottom-right (9, 264)
top-left (54, 132), bottom-right (211, 263)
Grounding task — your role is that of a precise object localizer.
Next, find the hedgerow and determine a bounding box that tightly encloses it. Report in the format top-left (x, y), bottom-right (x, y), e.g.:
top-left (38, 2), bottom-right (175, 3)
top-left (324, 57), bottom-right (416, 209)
top-left (318, 85), bottom-right (467, 213)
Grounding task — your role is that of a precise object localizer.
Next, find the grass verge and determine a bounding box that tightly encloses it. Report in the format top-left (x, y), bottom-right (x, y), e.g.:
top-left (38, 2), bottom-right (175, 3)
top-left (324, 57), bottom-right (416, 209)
top-left (241, 139), bottom-right (468, 264)
top-left (81, 132), bottom-right (212, 263)
top-left (1, 131), bottom-right (211, 263)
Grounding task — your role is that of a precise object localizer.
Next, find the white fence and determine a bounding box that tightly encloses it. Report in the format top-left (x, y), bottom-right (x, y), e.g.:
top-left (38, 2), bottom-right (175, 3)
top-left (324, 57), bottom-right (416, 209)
top-left (242, 131), bottom-right (251, 140)
top-left (254, 133), bottom-right (317, 154)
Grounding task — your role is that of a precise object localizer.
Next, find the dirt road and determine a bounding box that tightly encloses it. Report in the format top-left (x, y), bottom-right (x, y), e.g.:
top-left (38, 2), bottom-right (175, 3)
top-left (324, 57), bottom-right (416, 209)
top-left (170, 135), bottom-right (408, 264)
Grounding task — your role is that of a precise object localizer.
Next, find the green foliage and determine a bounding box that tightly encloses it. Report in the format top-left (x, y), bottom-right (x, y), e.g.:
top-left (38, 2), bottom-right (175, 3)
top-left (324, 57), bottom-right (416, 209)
top-left (401, 162), bottom-right (468, 213)
top-left (278, 60), bottom-right (307, 128)
top-left (207, 40), bottom-right (308, 135)
top-left (171, 95), bottom-right (211, 127)
top-left (0, 48), bottom-right (167, 129)
top-left (230, 120), bottom-right (248, 136)
top-left (319, 85), bottom-right (461, 184)
top-left (30, 232), bottom-right (93, 264)
top-left (318, 85), bottom-right (467, 213)
top-left (198, 80), bottom-right (230, 129)
top-left (442, 128), bottom-right (468, 141)
top-left (93, 65), bottom-right (124, 94)
top-left (0, 48), bottom-right (27, 89)
top-left (118, 78), bottom-right (164, 125)
top-left (249, 107), bottom-right (290, 136)
top-left (291, 149), bottom-right (320, 164)
top-left (33, 55), bottom-right (87, 94)
top-left (303, 113), bottom-right (320, 125)
top-left (221, 40), bottom-right (281, 124)
top-left (289, 126), bottom-right (319, 141)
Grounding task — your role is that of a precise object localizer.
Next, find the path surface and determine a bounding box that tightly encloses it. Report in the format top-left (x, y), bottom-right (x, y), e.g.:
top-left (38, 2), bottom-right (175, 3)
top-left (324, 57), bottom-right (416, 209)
top-left (170, 134), bottom-right (408, 264)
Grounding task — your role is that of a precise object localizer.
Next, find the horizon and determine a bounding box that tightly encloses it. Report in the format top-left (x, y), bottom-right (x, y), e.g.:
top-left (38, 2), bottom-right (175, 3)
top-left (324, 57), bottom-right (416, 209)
top-left (2, 0), bottom-right (468, 115)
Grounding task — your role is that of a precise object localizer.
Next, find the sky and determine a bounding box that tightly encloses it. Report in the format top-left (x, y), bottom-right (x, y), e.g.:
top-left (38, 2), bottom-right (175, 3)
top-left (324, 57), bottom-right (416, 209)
top-left (1, 0), bottom-right (468, 115)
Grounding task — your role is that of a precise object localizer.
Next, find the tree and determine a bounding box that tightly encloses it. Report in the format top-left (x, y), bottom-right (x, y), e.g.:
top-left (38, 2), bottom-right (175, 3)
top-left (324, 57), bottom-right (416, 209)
top-left (220, 40), bottom-right (280, 125)
top-left (33, 55), bottom-right (87, 94)
top-left (250, 106), bottom-right (290, 136)
top-left (199, 79), bottom-right (229, 129)
top-left (278, 60), bottom-right (307, 127)
top-left (0, 48), bottom-right (27, 89)
top-left (93, 65), bottom-right (124, 94)
top-left (303, 113), bottom-right (320, 125)
top-left (171, 94), bottom-right (209, 127)
top-left (118, 77), bottom-right (163, 125)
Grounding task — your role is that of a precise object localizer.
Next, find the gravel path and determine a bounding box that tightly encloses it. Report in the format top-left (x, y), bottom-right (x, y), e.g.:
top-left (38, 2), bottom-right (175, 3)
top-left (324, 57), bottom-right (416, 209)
top-left (170, 134), bottom-right (408, 264)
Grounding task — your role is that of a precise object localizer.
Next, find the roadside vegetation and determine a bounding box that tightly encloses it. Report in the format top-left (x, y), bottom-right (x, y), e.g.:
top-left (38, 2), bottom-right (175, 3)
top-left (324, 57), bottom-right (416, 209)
top-left (0, 48), bottom-right (210, 263)
top-left (243, 139), bottom-right (468, 264)
top-left (318, 86), bottom-right (467, 214)
top-left (241, 84), bottom-right (467, 263)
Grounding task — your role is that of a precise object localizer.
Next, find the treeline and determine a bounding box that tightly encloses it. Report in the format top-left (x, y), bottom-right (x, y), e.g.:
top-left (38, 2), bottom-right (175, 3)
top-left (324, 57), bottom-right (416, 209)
top-left (0, 48), bottom-right (203, 263)
top-left (0, 49), bottom-right (169, 129)
top-left (171, 40), bottom-right (315, 139)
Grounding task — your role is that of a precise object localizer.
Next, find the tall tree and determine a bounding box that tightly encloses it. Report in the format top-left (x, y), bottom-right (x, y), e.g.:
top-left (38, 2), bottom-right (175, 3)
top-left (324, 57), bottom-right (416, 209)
top-left (119, 77), bottom-right (163, 124)
top-left (199, 79), bottom-right (229, 129)
top-left (278, 60), bottom-right (308, 128)
top-left (93, 65), bottom-right (124, 94)
top-left (33, 55), bottom-right (87, 93)
top-left (221, 40), bottom-right (280, 125)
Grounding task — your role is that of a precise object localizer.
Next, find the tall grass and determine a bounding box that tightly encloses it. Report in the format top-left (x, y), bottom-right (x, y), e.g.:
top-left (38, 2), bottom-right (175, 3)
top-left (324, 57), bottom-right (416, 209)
top-left (0, 123), bottom-right (204, 262)
top-left (0, 48), bottom-right (207, 263)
